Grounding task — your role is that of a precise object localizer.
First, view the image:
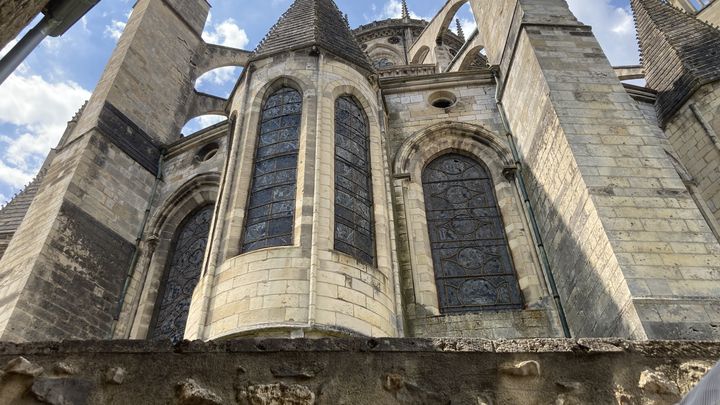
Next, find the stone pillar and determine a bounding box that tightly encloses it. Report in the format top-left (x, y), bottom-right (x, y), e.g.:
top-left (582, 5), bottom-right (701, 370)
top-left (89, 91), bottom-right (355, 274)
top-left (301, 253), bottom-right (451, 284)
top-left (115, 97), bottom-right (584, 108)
top-left (473, 0), bottom-right (720, 339)
top-left (0, 0), bottom-right (210, 341)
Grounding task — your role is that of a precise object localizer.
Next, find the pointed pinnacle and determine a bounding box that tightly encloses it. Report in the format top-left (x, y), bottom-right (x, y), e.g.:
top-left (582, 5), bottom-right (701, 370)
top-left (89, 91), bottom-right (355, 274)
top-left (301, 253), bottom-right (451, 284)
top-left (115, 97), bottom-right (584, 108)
top-left (456, 18), bottom-right (465, 41)
top-left (401, 0), bottom-right (410, 20)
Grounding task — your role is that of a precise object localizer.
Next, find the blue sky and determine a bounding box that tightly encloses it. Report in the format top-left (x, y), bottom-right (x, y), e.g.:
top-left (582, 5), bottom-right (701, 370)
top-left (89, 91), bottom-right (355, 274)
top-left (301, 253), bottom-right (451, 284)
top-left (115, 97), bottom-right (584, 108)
top-left (0, 0), bottom-right (639, 206)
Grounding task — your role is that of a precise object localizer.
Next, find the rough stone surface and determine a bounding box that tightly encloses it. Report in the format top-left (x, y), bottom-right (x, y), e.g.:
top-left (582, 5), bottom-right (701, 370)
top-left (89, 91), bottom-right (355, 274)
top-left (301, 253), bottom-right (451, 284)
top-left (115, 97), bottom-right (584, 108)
top-left (2, 0), bottom-right (720, 374)
top-left (104, 367), bottom-right (126, 385)
top-left (638, 370), bottom-right (680, 396)
top-left (0, 339), bottom-right (709, 404)
top-left (4, 357), bottom-right (44, 377)
top-left (177, 379), bottom-right (223, 405)
top-left (239, 383), bottom-right (315, 405)
top-left (500, 360), bottom-right (542, 377)
top-left (677, 361), bottom-right (715, 395)
top-left (31, 377), bottom-right (95, 405)
top-left (0, 0), bottom-right (49, 50)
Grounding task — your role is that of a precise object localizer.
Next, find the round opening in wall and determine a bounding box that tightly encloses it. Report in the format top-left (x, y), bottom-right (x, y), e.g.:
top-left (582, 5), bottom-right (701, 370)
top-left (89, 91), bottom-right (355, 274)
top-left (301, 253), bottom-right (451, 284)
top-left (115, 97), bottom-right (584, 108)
top-left (195, 142), bottom-right (219, 162)
top-left (429, 91), bottom-right (457, 109)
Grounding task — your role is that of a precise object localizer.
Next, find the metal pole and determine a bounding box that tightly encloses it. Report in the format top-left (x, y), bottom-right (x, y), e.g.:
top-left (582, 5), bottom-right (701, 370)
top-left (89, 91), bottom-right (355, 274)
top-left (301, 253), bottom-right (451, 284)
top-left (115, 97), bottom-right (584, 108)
top-left (0, 17), bottom-right (52, 85)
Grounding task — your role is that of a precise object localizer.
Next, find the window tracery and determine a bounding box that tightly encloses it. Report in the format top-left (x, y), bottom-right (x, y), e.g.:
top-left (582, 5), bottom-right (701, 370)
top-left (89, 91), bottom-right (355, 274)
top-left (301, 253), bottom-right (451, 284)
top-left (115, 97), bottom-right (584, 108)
top-left (422, 153), bottom-right (523, 312)
top-left (149, 205), bottom-right (214, 341)
top-left (241, 87), bottom-right (302, 253)
top-left (334, 96), bottom-right (374, 265)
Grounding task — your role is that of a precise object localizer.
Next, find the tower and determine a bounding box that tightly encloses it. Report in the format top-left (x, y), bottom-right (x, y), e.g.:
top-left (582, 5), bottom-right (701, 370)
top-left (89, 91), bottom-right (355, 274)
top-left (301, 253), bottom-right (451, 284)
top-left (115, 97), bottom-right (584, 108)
top-left (181, 0), bottom-right (400, 340)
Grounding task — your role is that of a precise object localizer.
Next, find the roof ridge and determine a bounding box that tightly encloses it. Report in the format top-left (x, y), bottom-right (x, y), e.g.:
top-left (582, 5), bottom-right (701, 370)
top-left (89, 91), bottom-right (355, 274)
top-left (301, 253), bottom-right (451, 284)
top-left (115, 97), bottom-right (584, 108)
top-left (631, 0), bottom-right (720, 125)
top-left (0, 169), bottom-right (47, 233)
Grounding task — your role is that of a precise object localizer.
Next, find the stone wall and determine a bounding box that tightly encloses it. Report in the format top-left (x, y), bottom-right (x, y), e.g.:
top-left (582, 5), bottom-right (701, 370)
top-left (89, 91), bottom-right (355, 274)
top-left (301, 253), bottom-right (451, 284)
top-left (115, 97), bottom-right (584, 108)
top-left (0, 0), bottom-right (212, 342)
top-left (471, 0), bottom-right (720, 340)
top-left (664, 82), bottom-right (720, 229)
top-left (698, 1), bottom-right (720, 26)
top-left (382, 72), bottom-right (560, 339)
top-left (72, 0), bottom-right (211, 146)
top-left (0, 0), bottom-right (48, 50)
top-left (112, 123), bottom-right (228, 339)
top-left (0, 131), bottom-right (155, 341)
top-left (0, 338), bottom-right (716, 404)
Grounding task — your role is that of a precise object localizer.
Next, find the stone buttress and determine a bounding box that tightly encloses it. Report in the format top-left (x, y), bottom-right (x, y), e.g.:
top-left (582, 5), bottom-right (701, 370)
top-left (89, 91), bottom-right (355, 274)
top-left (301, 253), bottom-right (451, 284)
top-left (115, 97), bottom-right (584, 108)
top-left (0, 0), bottom-right (215, 341)
top-left (401, 0), bottom-right (720, 339)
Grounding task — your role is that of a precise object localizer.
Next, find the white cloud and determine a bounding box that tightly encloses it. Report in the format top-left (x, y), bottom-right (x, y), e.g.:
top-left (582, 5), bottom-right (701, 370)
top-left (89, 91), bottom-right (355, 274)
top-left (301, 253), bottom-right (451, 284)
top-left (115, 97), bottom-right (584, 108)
top-left (196, 19), bottom-right (249, 87)
top-left (0, 193), bottom-right (7, 207)
top-left (196, 66), bottom-right (240, 87)
top-left (104, 19), bottom-right (126, 41)
top-left (458, 18), bottom-right (477, 38)
top-left (202, 18), bottom-right (250, 49)
top-left (373, 0), bottom-right (430, 21)
top-left (566, 0), bottom-right (639, 65)
top-left (104, 11), bottom-right (131, 42)
top-left (182, 115), bottom-right (225, 136)
top-left (0, 74), bottom-right (90, 189)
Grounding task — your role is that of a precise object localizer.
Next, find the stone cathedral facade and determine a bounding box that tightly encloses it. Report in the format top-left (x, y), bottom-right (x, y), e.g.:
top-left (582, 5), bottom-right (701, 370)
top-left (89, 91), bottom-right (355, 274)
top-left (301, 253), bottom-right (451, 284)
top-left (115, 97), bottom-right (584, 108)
top-left (0, 0), bottom-right (720, 348)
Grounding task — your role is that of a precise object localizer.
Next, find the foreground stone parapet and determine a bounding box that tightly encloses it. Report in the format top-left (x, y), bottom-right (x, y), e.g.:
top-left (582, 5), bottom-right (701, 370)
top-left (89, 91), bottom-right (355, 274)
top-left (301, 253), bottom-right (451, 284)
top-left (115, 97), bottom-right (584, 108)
top-left (0, 338), bottom-right (716, 404)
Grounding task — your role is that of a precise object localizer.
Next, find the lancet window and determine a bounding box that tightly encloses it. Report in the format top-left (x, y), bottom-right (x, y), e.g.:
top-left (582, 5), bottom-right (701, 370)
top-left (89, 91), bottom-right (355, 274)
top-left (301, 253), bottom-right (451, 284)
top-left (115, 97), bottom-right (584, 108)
top-left (241, 87), bottom-right (302, 253)
top-left (334, 96), bottom-right (374, 265)
top-left (422, 153), bottom-right (523, 313)
top-left (149, 205), bottom-right (214, 341)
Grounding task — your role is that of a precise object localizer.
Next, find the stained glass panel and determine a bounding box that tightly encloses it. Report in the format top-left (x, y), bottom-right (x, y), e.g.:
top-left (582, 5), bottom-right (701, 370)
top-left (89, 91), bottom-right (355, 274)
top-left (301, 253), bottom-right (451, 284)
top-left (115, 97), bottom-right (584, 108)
top-left (334, 96), bottom-right (374, 265)
top-left (422, 154), bottom-right (523, 313)
top-left (241, 87), bottom-right (302, 253)
top-left (150, 205), bottom-right (214, 341)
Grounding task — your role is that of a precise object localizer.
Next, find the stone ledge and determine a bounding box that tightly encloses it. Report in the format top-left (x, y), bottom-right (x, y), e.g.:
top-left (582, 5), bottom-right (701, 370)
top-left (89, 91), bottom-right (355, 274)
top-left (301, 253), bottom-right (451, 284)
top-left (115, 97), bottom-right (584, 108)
top-left (0, 338), bottom-right (716, 404)
top-left (1, 338), bottom-right (719, 356)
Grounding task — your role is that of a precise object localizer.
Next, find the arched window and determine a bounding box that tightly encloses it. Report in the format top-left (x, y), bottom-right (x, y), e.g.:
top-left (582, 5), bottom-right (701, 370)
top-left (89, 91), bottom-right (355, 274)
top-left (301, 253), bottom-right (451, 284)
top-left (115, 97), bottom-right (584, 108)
top-left (422, 153), bottom-right (523, 313)
top-left (334, 96), bottom-right (374, 265)
top-left (241, 87), bottom-right (302, 253)
top-left (149, 205), bottom-right (214, 341)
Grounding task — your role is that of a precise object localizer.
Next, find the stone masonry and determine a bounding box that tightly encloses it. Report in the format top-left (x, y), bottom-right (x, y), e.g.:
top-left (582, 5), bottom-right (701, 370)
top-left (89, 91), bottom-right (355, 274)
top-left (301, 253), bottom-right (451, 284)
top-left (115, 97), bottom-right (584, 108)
top-left (0, 0), bottom-right (718, 387)
top-left (0, 338), bottom-right (717, 404)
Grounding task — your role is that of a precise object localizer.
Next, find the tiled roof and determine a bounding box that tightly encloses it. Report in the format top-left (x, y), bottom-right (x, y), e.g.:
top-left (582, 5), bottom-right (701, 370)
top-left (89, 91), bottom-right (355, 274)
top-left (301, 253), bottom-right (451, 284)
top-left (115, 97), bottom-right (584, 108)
top-left (0, 170), bottom-right (45, 235)
top-left (631, 0), bottom-right (720, 125)
top-left (253, 0), bottom-right (374, 72)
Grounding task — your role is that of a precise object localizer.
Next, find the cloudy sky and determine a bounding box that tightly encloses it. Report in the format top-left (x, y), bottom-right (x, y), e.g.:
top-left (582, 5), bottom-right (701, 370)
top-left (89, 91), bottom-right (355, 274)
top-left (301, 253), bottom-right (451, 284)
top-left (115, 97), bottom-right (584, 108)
top-left (0, 0), bottom-right (639, 206)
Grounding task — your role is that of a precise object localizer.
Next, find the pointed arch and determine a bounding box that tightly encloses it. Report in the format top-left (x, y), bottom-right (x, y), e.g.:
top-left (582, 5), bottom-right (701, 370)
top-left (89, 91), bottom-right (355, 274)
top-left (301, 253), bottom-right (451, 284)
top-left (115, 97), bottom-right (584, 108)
top-left (422, 152), bottom-right (523, 312)
top-left (148, 204), bottom-right (214, 341)
top-left (124, 173), bottom-right (221, 339)
top-left (392, 122), bottom-right (548, 319)
top-left (240, 86), bottom-right (303, 253)
top-left (411, 46), bottom-right (430, 64)
top-left (394, 121), bottom-right (514, 177)
top-left (334, 94), bottom-right (375, 265)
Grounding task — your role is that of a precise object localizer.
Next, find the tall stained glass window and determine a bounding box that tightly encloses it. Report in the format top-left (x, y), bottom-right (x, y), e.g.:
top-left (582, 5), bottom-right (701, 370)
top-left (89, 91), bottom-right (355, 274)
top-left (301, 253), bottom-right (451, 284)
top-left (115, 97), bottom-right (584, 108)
top-left (334, 96), bottom-right (374, 265)
top-left (241, 87), bottom-right (302, 253)
top-left (422, 153), bottom-right (523, 313)
top-left (150, 205), bottom-right (214, 341)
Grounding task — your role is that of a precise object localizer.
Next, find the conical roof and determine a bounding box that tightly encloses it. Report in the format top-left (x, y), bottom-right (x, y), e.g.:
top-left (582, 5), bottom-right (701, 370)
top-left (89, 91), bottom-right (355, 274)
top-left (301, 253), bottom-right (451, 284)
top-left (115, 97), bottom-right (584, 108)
top-left (631, 0), bottom-right (720, 125)
top-left (253, 0), bottom-right (374, 72)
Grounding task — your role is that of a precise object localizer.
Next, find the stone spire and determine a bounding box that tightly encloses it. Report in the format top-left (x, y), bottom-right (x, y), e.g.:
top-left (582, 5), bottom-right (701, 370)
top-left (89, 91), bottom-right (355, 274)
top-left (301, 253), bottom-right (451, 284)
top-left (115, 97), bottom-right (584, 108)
top-left (253, 0), bottom-right (374, 72)
top-left (631, 0), bottom-right (720, 125)
top-left (456, 18), bottom-right (465, 42)
top-left (401, 0), bottom-right (410, 20)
